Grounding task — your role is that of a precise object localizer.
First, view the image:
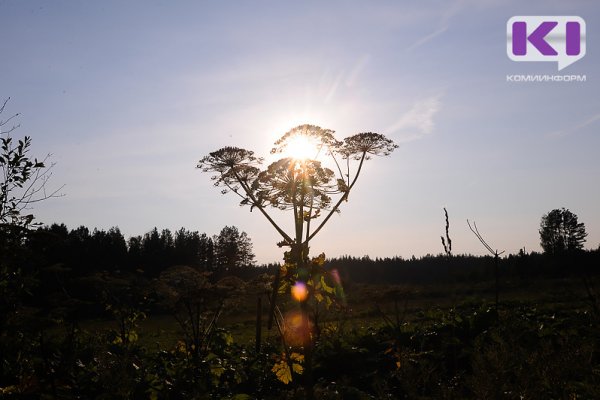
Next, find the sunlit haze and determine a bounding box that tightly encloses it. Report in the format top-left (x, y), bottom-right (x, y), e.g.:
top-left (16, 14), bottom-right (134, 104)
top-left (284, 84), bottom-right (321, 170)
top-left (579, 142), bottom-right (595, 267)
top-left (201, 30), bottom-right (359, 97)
top-left (282, 134), bottom-right (321, 161)
top-left (1, 1), bottom-right (599, 264)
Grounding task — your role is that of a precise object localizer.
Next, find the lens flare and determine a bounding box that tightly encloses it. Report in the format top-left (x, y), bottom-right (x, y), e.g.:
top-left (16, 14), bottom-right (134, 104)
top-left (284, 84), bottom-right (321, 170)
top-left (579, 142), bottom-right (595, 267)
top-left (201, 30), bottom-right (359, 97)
top-left (283, 310), bottom-right (313, 347)
top-left (329, 268), bottom-right (346, 303)
top-left (291, 281), bottom-right (308, 302)
top-left (330, 268), bottom-right (341, 285)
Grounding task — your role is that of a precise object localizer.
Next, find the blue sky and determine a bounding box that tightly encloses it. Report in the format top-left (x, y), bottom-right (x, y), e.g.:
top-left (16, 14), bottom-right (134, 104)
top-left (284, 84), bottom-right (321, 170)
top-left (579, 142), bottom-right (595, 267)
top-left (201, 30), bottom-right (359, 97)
top-left (2, 1), bottom-right (599, 263)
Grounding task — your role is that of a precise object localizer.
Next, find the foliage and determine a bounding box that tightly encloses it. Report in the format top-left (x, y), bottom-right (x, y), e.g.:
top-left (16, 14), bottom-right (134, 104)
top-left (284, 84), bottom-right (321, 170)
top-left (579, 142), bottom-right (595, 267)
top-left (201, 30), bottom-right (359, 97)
top-left (1, 98), bottom-right (61, 228)
top-left (104, 284), bottom-right (148, 347)
top-left (540, 207), bottom-right (588, 254)
top-left (272, 352), bottom-right (304, 384)
top-left (1, 261), bottom-right (600, 398)
top-left (0, 100), bottom-right (64, 397)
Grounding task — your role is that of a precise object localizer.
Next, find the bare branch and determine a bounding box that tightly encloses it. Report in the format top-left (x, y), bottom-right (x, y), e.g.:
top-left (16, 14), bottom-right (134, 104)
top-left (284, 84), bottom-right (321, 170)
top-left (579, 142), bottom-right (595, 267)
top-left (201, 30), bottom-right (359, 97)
top-left (467, 219), bottom-right (505, 256)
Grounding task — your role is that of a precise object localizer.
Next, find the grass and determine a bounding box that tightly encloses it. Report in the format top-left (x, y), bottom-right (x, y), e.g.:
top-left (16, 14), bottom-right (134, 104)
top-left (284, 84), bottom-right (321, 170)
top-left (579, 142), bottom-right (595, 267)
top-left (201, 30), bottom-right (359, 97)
top-left (74, 275), bottom-right (594, 351)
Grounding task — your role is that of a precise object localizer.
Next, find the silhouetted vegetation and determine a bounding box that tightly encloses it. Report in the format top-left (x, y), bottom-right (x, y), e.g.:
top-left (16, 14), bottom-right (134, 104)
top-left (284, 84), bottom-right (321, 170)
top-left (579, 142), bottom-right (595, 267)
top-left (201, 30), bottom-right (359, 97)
top-left (1, 98), bottom-right (62, 228)
top-left (3, 120), bottom-right (600, 398)
top-left (2, 228), bottom-right (600, 398)
top-left (326, 250), bottom-right (600, 284)
top-left (2, 215), bottom-right (600, 398)
top-left (199, 125), bottom-right (398, 397)
top-left (19, 222), bottom-right (256, 300)
top-left (540, 207), bottom-right (588, 254)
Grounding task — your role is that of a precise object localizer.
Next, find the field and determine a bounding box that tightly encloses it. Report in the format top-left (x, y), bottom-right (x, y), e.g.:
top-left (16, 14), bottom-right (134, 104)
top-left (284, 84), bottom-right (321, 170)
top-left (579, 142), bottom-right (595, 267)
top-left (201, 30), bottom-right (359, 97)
top-left (3, 245), bottom-right (600, 398)
top-left (112, 276), bottom-right (592, 348)
top-left (39, 274), bottom-right (595, 399)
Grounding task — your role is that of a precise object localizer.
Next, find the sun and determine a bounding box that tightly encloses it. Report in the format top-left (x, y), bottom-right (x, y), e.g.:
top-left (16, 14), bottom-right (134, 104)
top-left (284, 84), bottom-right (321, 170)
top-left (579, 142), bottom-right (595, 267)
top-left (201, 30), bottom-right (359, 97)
top-left (284, 134), bottom-right (320, 160)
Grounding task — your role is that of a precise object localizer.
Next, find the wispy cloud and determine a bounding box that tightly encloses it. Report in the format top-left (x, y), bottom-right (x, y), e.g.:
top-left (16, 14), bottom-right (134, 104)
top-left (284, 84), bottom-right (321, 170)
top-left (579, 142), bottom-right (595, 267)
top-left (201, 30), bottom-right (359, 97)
top-left (406, 25), bottom-right (449, 52)
top-left (550, 112), bottom-right (600, 137)
top-left (386, 95), bottom-right (442, 142)
top-left (405, 0), bottom-right (462, 51)
top-left (345, 54), bottom-right (371, 87)
top-left (323, 54), bottom-right (371, 103)
top-left (324, 71), bottom-right (345, 103)
top-left (406, 0), bottom-right (500, 52)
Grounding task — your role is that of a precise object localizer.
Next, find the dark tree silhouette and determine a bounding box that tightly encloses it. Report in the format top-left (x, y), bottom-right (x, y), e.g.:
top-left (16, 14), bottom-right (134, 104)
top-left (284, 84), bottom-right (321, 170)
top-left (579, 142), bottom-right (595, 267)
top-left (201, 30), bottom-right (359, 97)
top-left (540, 208), bottom-right (587, 254)
top-left (90, 227), bottom-right (128, 271)
top-left (173, 228), bottom-right (197, 265)
top-left (128, 234), bottom-right (143, 268)
top-left (197, 232), bottom-right (215, 270)
top-left (213, 225), bottom-right (256, 270)
top-left (140, 228), bottom-right (167, 276)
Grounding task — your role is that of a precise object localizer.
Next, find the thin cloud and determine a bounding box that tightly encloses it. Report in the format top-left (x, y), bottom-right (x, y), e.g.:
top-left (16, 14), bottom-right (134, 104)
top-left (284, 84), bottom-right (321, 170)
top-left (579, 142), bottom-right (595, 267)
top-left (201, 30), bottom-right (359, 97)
top-left (324, 54), bottom-right (371, 103)
top-left (325, 71), bottom-right (345, 103)
top-left (406, 25), bottom-right (449, 52)
top-left (386, 95), bottom-right (442, 142)
top-left (406, 0), bottom-right (462, 51)
top-left (406, 0), bottom-right (500, 52)
top-left (550, 112), bottom-right (600, 137)
top-left (345, 54), bottom-right (371, 87)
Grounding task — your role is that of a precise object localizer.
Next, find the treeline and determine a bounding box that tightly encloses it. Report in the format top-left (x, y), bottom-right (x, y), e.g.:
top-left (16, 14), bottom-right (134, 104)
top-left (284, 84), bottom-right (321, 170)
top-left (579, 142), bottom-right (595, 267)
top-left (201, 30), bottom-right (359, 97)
top-left (20, 222), bottom-right (600, 287)
top-left (4, 223), bottom-right (259, 317)
top-left (24, 223), bottom-right (255, 277)
top-left (10, 221), bottom-right (600, 319)
top-left (326, 250), bottom-right (600, 284)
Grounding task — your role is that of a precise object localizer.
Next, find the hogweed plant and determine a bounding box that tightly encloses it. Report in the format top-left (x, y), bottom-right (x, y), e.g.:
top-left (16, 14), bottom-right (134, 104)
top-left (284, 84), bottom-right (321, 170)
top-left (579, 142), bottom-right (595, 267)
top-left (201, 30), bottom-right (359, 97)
top-left (198, 124), bottom-right (397, 394)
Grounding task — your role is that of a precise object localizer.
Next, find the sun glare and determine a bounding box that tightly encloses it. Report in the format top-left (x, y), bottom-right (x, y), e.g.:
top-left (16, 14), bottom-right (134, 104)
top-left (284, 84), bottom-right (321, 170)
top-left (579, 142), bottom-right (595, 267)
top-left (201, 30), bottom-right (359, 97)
top-left (284, 134), bottom-right (319, 160)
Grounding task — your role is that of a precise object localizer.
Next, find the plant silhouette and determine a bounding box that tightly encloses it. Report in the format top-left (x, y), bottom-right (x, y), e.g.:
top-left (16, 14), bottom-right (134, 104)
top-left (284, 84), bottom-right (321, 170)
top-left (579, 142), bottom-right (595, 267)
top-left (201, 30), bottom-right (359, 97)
top-left (198, 124), bottom-right (397, 396)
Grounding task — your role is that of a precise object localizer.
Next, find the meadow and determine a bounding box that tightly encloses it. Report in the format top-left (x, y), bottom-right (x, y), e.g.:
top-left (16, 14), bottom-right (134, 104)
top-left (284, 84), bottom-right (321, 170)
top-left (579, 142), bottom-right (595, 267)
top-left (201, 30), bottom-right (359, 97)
top-left (23, 267), bottom-right (597, 399)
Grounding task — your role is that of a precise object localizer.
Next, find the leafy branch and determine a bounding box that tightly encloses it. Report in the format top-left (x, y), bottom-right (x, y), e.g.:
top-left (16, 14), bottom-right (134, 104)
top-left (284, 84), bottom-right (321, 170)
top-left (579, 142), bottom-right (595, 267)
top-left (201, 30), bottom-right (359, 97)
top-left (1, 98), bottom-right (64, 228)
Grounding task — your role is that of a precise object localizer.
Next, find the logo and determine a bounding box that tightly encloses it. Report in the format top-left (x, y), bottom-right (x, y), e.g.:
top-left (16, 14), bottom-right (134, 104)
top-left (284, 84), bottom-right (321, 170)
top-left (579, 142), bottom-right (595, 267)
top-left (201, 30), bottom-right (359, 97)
top-left (507, 16), bottom-right (586, 71)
